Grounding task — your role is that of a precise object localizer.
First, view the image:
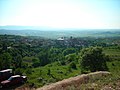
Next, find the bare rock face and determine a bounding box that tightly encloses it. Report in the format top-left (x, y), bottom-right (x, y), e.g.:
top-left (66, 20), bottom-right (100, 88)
top-left (37, 71), bottom-right (110, 90)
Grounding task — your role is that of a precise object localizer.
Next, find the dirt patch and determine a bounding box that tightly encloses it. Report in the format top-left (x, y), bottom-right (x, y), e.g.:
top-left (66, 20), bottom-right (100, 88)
top-left (36, 71), bottom-right (110, 90)
top-left (101, 80), bottom-right (120, 90)
top-left (15, 84), bottom-right (36, 90)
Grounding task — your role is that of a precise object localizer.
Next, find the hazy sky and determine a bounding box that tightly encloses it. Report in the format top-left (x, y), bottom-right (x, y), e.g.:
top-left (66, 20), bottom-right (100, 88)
top-left (0, 0), bottom-right (120, 29)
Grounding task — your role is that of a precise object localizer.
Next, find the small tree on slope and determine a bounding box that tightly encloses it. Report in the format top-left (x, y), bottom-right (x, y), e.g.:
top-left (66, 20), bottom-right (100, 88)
top-left (80, 47), bottom-right (108, 73)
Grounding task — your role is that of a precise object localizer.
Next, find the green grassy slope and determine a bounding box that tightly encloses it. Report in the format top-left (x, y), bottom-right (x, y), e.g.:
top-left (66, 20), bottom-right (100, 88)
top-left (26, 47), bottom-right (120, 88)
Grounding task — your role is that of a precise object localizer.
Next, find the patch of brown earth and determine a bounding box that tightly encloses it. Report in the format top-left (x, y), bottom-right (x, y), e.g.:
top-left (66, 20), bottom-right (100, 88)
top-left (101, 80), bottom-right (120, 90)
top-left (36, 71), bottom-right (110, 90)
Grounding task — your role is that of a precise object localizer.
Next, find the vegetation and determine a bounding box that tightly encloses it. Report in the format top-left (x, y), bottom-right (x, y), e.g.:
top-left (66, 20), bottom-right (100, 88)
top-left (0, 34), bottom-right (120, 89)
top-left (80, 47), bottom-right (108, 73)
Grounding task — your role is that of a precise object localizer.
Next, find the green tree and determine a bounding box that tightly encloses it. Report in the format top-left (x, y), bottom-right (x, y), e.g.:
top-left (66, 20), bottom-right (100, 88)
top-left (26, 68), bottom-right (32, 74)
top-left (14, 54), bottom-right (23, 68)
top-left (0, 52), bottom-right (12, 69)
top-left (32, 58), bottom-right (40, 68)
top-left (2, 42), bottom-right (7, 51)
top-left (48, 48), bottom-right (62, 62)
top-left (14, 68), bottom-right (23, 75)
top-left (0, 58), bottom-right (2, 70)
top-left (38, 51), bottom-right (50, 66)
top-left (80, 47), bottom-right (108, 73)
top-left (65, 53), bottom-right (77, 64)
top-left (47, 69), bottom-right (51, 76)
top-left (62, 48), bottom-right (76, 56)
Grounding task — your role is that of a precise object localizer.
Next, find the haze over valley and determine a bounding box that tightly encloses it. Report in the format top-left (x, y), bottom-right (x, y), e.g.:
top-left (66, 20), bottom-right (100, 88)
top-left (0, 26), bottom-right (120, 39)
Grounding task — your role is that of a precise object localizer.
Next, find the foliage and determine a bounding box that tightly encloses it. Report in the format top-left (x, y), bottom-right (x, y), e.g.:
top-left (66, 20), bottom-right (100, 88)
top-left (65, 53), bottom-right (78, 64)
top-left (0, 52), bottom-right (12, 70)
top-left (0, 35), bottom-right (120, 88)
top-left (14, 68), bottom-right (23, 75)
top-left (63, 48), bottom-right (76, 56)
top-left (80, 47), bottom-right (108, 73)
top-left (32, 58), bottom-right (40, 68)
top-left (69, 62), bottom-right (77, 69)
top-left (26, 68), bottom-right (32, 74)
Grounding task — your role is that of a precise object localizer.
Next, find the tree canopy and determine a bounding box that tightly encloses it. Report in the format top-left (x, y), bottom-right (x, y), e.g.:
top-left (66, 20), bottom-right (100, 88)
top-left (80, 47), bottom-right (108, 73)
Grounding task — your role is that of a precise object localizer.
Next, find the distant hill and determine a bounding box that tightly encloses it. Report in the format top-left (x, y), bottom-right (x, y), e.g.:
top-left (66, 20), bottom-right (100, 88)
top-left (0, 25), bottom-right (52, 30)
top-left (0, 26), bottom-right (120, 39)
top-left (0, 25), bottom-right (120, 31)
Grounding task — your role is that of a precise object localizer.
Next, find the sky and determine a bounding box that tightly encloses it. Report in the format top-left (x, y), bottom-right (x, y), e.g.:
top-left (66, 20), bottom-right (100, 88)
top-left (0, 0), bottom-right (120, 29)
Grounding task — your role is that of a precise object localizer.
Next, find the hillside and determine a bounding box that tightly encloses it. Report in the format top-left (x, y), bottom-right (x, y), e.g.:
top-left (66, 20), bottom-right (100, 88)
top-left (36, 71), bottom-right (110, 90)
top-left (0, 35), bottom-right (120, 90)
top-left (0, 29), bottom-right (120, 39)
top-left (15, 71), bottom-right (120, 90)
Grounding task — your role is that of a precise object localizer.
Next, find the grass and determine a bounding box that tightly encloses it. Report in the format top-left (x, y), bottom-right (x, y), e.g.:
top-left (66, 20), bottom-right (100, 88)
top-left (25, 47), bottom-right (120, 89)
top-left (26, 62), bottom-right (81, 87)
top-left (77, 48), bottom-right (120, 90)
top-left (103, 47), bottom-right (120, 60)
top-left (68, 60), bottom-right (120, 90)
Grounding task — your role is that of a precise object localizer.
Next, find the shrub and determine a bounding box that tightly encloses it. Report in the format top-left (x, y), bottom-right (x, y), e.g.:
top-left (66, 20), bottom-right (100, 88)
top-left (80, 47), bottom-right (108, 73)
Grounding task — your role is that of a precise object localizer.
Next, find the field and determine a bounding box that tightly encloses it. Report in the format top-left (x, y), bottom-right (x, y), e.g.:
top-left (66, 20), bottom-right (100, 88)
top-left (104, 47), bottom-right (120, 60)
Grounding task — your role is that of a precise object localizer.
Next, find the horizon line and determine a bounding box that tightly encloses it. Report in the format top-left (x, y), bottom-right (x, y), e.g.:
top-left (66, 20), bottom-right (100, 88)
top-left (0, 25), bottom-right (120, 30)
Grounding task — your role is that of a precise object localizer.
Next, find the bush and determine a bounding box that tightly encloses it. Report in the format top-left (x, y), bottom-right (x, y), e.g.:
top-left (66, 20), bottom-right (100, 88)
top-left (69, 62), bottom-right (77, 69)
top-left (80, 47), bottom-right (108, 73)
top-left (14, 68), bottom-right (23, 75)
top-left (26, 68), bottom-right (32, 74)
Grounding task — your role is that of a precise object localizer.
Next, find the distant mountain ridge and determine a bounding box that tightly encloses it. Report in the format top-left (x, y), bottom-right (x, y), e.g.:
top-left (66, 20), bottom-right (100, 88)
top-left (0, 25), bottom-right (53, 30)
top-left (0, 30), bottom-right (120, 39)
top-left (0, 26), bottom-right (120, 39)
top-left (0, 25), bottom-right (120, 31)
